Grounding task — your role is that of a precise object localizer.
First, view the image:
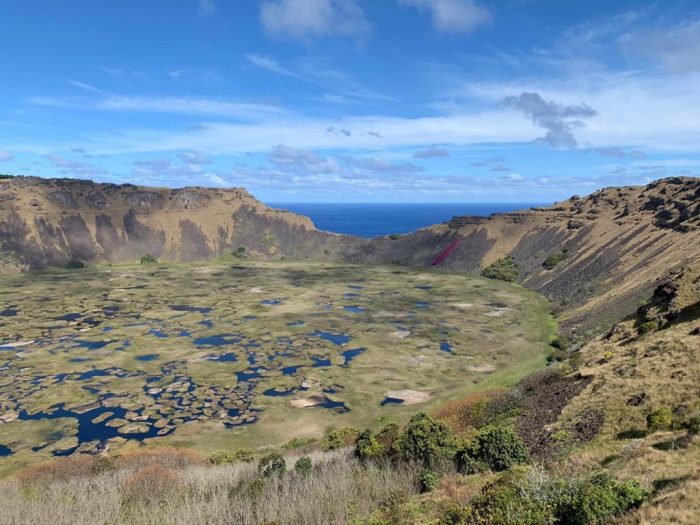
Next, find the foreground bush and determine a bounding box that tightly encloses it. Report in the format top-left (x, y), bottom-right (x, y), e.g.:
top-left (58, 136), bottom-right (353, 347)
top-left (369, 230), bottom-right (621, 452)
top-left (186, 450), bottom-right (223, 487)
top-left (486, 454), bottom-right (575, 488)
top-left (442, 469), bottom-right (646, 525)
top-left (469, 426), bottom-right (528, 472)
top-left (64, 259), bottom-right (85, 269)
top-left (398, 413), bottom-right (459, 467)
top-left (258, 452), bottom-right (286, 477)
top-left (210, 448), bottom-right (255, 465)
top-left (140, 254), bottom-right (157, 264)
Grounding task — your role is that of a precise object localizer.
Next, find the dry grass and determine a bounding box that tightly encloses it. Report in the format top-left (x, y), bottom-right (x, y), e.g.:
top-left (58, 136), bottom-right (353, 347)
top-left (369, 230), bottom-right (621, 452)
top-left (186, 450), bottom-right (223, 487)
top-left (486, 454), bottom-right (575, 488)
top-left (431, 388), bottom-right (512, 437)
top-left (0, 448), bottom-right (419, 525)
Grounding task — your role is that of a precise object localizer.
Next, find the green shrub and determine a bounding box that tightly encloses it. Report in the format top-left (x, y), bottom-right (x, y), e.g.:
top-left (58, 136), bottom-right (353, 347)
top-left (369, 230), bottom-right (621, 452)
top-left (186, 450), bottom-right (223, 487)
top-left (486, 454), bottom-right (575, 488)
top-left (294, 456), bottom-right (312, 476)
top-left (356, 430), bottom-right (385, 463)
top-left (685, 415), bottom-right (700, 435)
top-left (646, 408), bottom-right (673, 432)
top-left (481, 256), bottom-right (518, 282)
top-left (418, 469), bottom-right (439, 493)
top-left (376, 423), bottom-right (401, 457)
top-left (464, 478), bottom-right (552, 525)
top-left (543, 252), bottom-right (567, 270)
top-left (638, 320), bottom-right (659, 334)
top-left (388, 234), bottom-right (400, 240)
top-left (64, 259), bottom-right (85, 269)
top-left (257, 453), bottom-right (286, 478)
top-left (468, 426), bottom-right (528, 472)
top-left (550, 335), bottom-right (571, 350)
top-left (140, 254), bottom-right (157, 264)
top-left (209, 448), bottom-right (255, 465)
top-left (398, 413), bottom-right (458, 467)
top-left (455, 448), bottom-right (489, 475)
top-left (233, 246), bottom-right (247, 259)
top-left (555, 472), bottom-right (646, 525)
top-left (546, 349), bottom-right (568, 363)
top-left (322, 427), bottom-right (359, 450)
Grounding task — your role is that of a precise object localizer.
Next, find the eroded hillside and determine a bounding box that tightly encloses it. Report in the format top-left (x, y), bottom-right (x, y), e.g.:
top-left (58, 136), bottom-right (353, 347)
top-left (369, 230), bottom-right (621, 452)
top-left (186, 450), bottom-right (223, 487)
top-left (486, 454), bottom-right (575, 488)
top-left (1, 175), bottom-right (698, 339)
top-left (0, 176), bottom-right (359, 271)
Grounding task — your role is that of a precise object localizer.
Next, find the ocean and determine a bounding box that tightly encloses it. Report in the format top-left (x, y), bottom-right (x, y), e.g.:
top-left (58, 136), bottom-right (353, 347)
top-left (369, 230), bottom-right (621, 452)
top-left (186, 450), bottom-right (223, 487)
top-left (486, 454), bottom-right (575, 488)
top-left (268, 203), bottom-right (545, 238)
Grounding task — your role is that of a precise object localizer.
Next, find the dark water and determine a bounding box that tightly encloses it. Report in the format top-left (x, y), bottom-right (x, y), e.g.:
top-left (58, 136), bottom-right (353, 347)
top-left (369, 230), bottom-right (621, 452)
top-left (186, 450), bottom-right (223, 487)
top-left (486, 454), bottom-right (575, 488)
top-left (270, 202), bottom-right (543, 238)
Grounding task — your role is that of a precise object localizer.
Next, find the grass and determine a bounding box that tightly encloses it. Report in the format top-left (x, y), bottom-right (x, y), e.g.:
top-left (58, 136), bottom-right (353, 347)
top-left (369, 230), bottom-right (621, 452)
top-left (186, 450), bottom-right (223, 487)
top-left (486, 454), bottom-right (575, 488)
top-left (0, 260), bottom-right (553, 474)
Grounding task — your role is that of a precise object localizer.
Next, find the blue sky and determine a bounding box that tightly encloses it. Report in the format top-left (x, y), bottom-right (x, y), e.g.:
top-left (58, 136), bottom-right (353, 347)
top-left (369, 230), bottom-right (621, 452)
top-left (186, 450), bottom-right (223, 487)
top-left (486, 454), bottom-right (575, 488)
top-left (1, 0), bottom-right (699, 202)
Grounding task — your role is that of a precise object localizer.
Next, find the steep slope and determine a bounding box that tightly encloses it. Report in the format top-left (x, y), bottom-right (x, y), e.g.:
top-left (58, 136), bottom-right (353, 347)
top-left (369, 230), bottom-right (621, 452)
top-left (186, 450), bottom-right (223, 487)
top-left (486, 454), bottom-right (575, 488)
top-left (351, 177), bottom-right (700, 338)
top-left (1, 175), bottom-right (698, 339)
top-left (0, 176), bottom-right (361, 270)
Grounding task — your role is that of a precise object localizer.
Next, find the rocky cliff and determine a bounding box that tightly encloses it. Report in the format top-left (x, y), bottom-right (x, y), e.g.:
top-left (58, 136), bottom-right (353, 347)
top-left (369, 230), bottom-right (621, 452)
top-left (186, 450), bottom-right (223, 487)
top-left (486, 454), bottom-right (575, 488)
top-left (1, 175), bottom-right (698, 338)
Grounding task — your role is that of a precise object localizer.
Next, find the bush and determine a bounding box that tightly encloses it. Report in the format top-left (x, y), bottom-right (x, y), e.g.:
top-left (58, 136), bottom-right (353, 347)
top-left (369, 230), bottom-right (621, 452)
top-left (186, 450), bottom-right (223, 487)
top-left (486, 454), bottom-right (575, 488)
top-left (638, 320), bottom-right (659, 334)
top-left (233, 246), bottom-right (247, 259)
top-left (446, 470), bottom-right (646, 525)
top-left (209, 448), bottom-right (255, 465)
top-left (376, 423), bottom-right (401, 456)
top-left (646, 408), bottom-right (673, 432)
top-left (322, 427), bottom-right (359, 450)
top-left (64, 259), bottom-right (85, 269)
top-left (455, 448), bottom-right (489, 475)
top-left (294, 456), bottom-right (313, 476)
top-left (121, 464), bottom-right (182, 504)
top-left (257, 453), bottom-right (286, 478)
top-left (140, 254), bottom-right (157, 264)
top-left (468, 426), bottom-right (528, 472)
top-left (543, 252), bottom-right (567, 270)
top-left (388, 234), bottom-right (401, 240)
top-left (481, 256), bottom-right (518, 282)
top-left (398, 413), bottom-right (458, 467)
top-left (555, 472), bottom-right (646, 525)
top-left (356, 429), bottom-right (385, 463)
top-left (418, 469), bottom-right (439, 493)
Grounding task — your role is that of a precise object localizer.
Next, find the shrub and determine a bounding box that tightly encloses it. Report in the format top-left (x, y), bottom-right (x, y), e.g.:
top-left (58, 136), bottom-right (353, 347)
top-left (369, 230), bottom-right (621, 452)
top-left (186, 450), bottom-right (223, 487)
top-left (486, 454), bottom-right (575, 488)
top-left (550, 335), bottom-right (571, 350)
top-left (463, 478), bottom-right (552, 525)
top-left (233, 246), bottom-right (247, 259)
top-left (418, 469), bottom-right (439, 493)
top-left (140, 254), bottom-right (157, 264)
top-left (210, 448), bottom-right (255, 465)
top-left (481, 256), bottom-right (518, 282)
top-left (376, 423), bottom-right (401, 457)
top-left (356, 429), bottom-right (386, 463)
top-left (432, 389), bottom-right (515, 436)
top-left (468, 426), bottom-right (528, 472)
top-left (388, 234), bottom-right (401, 240)
top-left (542, 251), bottom-right (567, 270)
top-left (638, 320), bottom-right (659, 334)
top-left (555, 472), bottom-right (646, 525)
top-left (121, 464), bottom-right (182, 504)
top-left (398, 413), bottom-right (458, 467)
top-left (322, 427), bottom-right (359, 450)
top-left (294, 456), bottom-right (313, 476)
top-left (455, 447), bottom-right (489, 475)
top-left (64, 259), bottom-right (85, 269)
top-left (258, 452), bottom-right (286, 478)
top-left (685, 415), bottom-right (700, 435)
top-left (646, 408), bottom-right (673, 432)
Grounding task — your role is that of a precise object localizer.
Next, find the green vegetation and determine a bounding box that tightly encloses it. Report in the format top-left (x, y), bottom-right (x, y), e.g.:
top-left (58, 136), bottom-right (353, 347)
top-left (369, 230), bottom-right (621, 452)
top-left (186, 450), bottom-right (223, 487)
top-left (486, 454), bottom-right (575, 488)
top-left (322, 427), bottom-right (359, 450)
top-left (140, 254), bottom-right (157, 264)
top-left (646, 407), bottom-right (674, 432)
top-left (543, 251), bottom-right (567, 270)
top-left (418, 468), bottom-right (438, 493)
top-left (232, 246), bottom-right (247, 258)
top-left (258, 453), bottom-right (286, 478)
top-left (209, 448), bottom-right (255, 465)
top-left (294, 456), bottom-right (313, 476)
top-left (397, 413), bottom-right (458, 467)
top-left (64, 259), bottom-right (85, 269)
top-left (482, 256), bottom-right (518, 282)
top-left (388, 234), bottom-right (401, 240)
top-left (463, 426), bottom-right (528, 472)
top-left (638, 320), bottom-right (659, 334)
top-left (445, 470), bottom-right (646, 525)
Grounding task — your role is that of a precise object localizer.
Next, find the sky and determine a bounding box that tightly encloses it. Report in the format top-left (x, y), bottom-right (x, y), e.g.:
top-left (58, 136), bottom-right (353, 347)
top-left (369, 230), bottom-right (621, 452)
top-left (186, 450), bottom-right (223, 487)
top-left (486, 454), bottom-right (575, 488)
top-left (1, 0), bottom-right (700, 202)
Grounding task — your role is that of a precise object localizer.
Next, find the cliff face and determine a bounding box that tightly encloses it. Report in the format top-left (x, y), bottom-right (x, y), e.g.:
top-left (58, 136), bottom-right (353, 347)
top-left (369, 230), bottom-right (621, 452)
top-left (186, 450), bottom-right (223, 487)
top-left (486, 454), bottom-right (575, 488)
top-left (0, 176), bottom-right (361, 271)
top-left (1, 175), bottom-right (698, 338)
top-left (344, 177), bottom-right (700, 337)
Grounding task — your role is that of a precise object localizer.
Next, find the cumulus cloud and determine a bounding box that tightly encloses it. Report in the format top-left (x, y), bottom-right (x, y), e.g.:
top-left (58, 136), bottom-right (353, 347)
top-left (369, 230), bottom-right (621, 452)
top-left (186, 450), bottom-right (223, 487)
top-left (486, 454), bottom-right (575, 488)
top-left (0, 149), bottom-right (14, 161)
top-left (399, 0), bottom-right (492, 34)
top-left (413, 146), bottom-right (450, 158)
top-left (503, 92), bottom-right (597, 148)
top-left (259, 0), bottom-right (370, 40)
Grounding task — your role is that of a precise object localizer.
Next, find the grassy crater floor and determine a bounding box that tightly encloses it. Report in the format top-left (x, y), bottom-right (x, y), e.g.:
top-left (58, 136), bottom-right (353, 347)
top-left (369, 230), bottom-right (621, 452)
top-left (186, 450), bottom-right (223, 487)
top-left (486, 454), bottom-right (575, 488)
top-left (0, 261), bottom-right (552, 473)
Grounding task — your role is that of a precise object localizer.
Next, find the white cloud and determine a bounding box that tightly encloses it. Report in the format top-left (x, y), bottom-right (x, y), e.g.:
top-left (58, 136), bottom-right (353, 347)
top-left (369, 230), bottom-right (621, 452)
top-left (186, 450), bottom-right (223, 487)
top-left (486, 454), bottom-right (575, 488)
top-left (0, 149), bottom-right (14, 161)
top-left (246, 54), bottom-right (296, 77)
top-left (621, 19), bottom-right (700, 73)
top-left (399, 0), bottom-right (492, 34)
top-left (259, 0), bottom-right (370, 40)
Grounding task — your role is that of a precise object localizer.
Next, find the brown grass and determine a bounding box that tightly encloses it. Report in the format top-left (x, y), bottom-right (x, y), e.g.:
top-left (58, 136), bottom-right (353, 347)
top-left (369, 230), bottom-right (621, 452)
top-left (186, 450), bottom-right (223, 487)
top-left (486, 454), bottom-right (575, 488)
top-left (431, 388), bottom-right (511, 436)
